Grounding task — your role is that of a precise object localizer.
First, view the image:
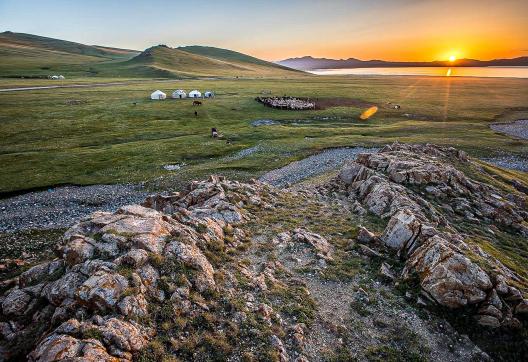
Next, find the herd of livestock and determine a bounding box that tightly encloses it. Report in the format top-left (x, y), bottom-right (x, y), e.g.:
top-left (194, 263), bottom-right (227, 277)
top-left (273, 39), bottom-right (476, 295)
top-left (255, 96), bottom-right (316, 110)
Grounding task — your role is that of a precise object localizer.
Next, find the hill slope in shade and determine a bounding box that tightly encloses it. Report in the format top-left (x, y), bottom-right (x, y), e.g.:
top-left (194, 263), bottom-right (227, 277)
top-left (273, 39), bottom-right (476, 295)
top-left (278, 55), bottom-right (528, 70)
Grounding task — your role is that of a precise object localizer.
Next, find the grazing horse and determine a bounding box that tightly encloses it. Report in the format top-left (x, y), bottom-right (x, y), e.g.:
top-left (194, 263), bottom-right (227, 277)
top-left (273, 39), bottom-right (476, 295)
top-left (192, 100), bottom-right (202, 106)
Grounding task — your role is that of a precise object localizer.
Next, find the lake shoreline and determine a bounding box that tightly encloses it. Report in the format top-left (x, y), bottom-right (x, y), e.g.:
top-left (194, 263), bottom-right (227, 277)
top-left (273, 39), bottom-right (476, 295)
top-left (310, 66), bottom-right (528, 78)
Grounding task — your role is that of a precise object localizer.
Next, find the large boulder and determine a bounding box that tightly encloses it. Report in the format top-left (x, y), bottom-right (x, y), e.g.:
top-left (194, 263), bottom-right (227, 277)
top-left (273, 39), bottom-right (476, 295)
top-left (76, 271), bottom-right (129, 312)
top-left (381, 209), bottom-right (422, 253)
top-left (404, 235), bottom-right (492, 308)
top-left (164, 240), bottom-right (216, 292)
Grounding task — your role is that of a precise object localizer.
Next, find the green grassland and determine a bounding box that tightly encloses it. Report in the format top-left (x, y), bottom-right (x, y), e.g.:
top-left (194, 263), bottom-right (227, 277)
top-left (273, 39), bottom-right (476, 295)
top-left (0, 75), bottom-right (527, 194)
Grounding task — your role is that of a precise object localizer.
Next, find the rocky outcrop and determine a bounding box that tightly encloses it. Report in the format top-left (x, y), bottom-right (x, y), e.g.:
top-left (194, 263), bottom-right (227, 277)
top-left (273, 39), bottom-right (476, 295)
top-left (0, 176), bottom-right (270, 361)
top-left (1, 145), bottom-right (527, 360)
top-left (331, 143), bottom-right (528, 328)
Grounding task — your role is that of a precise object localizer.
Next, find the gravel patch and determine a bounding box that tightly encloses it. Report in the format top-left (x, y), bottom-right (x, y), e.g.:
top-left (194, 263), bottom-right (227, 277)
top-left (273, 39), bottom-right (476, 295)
top-left (259, 147), bottom-right (378, 187)
top-left (250, 119), bottom-right (278, 127)
top-left (163, 163), bottom-right (186, 171)
top-left (490, 119), bottom-right (528, 140)
top-left (482, 155), bottom-right (528, 172)
top-left (0, 184), bottom-right (148, 233)
top-left (222, 144), bottom-right (265, 161)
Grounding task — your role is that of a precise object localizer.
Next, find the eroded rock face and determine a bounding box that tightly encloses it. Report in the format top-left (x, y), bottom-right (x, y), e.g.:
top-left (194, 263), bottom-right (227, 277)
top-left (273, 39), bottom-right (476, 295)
top-left (404, 235), bottom-right (492, 308)
top-left (0, 176), bottom-right (269, 361)
top-left (329, 143), bottom-right (528, 327)
top-left (381, 209), bottom-right (422, 253)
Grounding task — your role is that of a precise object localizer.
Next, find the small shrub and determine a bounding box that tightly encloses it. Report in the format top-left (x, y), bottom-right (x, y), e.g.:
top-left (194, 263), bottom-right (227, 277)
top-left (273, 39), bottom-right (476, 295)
top-left (148, 252), bottom-right (165, 268)
top-left (83, 328), bottom-right (103, 340)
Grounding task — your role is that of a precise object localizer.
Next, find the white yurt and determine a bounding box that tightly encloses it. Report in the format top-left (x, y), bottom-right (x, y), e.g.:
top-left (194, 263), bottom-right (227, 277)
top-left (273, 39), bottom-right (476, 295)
top-left (172, 89), bottom-right (187, 99)
top-left (150, 90), bottom-right (166, 100)
top-left (189, 90), bottom-right (202, 98)
top-left (204, 91), bottom-right (215, 98)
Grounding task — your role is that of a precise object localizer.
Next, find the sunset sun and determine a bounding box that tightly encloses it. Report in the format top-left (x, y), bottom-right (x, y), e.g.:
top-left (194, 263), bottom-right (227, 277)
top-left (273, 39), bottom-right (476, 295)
top-left (449, 55), bottom-right (457, 62)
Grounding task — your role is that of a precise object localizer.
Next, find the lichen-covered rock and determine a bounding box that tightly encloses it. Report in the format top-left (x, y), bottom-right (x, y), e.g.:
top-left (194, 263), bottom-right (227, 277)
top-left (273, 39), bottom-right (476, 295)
top-left (381, 209), bottom-right (422, 253)
top-left (1, 289), bottom-right (32, 316)
top-left (77, 271), bottom-right (129, 311)
top-left (292, 228), bottom-right (334, 260)
top-left (42, 272), bottom-right (86, 306)
top-left (19, 260), bottom-right (64, 287)
top-left (28, 316), bottom-right (150, 361)
top-left (64, 237), bottom-right (97, 266)
top-left (164, 239), bottom-right (216, 292)
top-left (474, 315), bottom-right (501, 328)
top-left (404, 236), bottom-right (492, 308)
top-left (117, 248), bottom-right (149, 268)
top-left (29, 334), bottom-right (84, 361)
top-left (118, 294), bottom-right (148, 317)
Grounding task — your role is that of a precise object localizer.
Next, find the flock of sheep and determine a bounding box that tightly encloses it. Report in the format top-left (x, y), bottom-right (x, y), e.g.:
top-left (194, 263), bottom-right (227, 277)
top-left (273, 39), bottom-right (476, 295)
top-left (255, 96), bottom-right (316, 110)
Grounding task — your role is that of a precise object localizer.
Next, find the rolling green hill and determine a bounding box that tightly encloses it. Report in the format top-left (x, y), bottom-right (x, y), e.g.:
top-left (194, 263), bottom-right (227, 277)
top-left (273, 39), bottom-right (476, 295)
top-left (0, 32), bottom-right (302, 78)
top-left (0, 31), bottom-right (139, 77)
top-left (97, 45), bottom-right (302, 78)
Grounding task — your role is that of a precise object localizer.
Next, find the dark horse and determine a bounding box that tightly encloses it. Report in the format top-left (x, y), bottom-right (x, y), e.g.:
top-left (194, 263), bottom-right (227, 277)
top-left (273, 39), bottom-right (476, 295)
top-left (192, 100), bottom-right (202, 106)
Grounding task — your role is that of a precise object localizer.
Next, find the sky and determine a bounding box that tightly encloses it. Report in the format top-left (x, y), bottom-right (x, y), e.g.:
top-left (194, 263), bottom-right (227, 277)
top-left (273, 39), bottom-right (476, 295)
top-left (1, 0), bottom-right (527, 61)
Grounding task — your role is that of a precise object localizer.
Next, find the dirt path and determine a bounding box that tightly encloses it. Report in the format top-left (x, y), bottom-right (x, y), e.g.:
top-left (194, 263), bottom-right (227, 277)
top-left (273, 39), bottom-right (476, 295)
top-left (0, 79), bottom-right (176, 92)
top-left (259, 147), bottom-right (378, 187)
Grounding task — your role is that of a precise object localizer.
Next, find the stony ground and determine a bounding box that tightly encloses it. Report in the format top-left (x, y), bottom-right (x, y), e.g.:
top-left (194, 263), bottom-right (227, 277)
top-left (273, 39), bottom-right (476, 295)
top-left (483, 155), bottom-right (528, 172)
top-left (491, 119), bottom-right (528, 140)
top-left (259, 147), bottom-right (378, 187)
top-left (0, 184), bottom-right (148, 233)
top-left (1, 143), bottom-right (527, 361)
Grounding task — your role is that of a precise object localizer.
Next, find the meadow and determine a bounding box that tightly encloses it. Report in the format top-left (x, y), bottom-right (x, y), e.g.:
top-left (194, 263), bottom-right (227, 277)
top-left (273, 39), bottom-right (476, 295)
top-left (0, 75), bottom-right (527, 194)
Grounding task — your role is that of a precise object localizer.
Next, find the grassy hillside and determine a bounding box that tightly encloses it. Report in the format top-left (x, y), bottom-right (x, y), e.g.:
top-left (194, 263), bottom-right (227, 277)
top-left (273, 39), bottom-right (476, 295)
top-left (93, 45), bottom-right (303, 78)
top-left (0, 31), bottom-right (139, 77)
top-left (179, 45), bottom-right (294, 70)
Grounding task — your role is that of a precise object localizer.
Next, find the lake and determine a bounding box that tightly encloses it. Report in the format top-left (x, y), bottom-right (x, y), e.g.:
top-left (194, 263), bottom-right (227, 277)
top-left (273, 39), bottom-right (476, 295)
top-left (311, 66), bottom-right (528, 78)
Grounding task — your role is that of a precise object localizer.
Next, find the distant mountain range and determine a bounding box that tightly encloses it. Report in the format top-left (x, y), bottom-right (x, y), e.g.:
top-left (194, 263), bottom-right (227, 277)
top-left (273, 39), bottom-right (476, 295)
top-left (0, 31), bottom-right (301, 78)
top-left (276, 55), bottom-right (528, 71)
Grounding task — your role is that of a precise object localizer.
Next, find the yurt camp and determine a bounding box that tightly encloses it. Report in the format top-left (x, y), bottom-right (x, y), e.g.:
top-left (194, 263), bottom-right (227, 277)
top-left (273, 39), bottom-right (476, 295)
top-left (204, 91), bottom-right (215, 98)
top-left (189, 90), bottom-right (202, 98)
top-left (172, 90), bottom-right (187, 99)
top-left (150, 90), bottom-right (166, 100)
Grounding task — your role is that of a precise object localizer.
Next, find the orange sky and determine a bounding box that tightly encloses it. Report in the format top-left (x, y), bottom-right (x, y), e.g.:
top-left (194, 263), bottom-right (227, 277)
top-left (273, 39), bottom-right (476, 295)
top-left (2, 0), bottom-right (527, 61)
top-left (233, 0), bottom-right (528, 61)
